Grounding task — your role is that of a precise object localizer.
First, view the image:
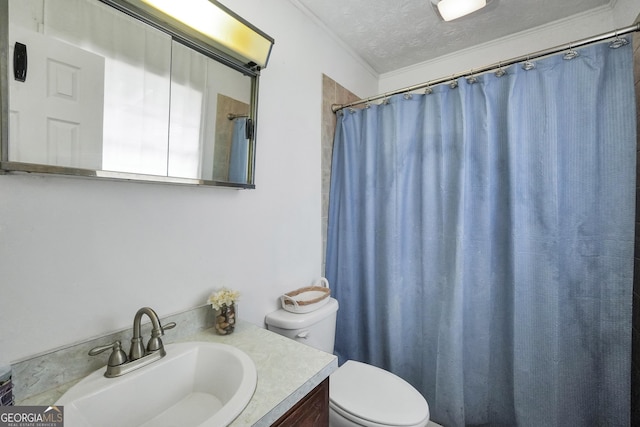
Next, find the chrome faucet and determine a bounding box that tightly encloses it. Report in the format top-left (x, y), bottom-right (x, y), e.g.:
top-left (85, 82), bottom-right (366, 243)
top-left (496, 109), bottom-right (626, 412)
top-left (89, 307), bottom-right (176, 378)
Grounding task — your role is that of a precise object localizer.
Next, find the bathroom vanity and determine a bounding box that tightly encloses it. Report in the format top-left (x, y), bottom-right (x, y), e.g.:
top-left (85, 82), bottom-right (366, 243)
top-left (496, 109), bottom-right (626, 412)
top-left (17, 319), bottom-right (337, 427)
top-left (272, 378), bottom-right (329, 426)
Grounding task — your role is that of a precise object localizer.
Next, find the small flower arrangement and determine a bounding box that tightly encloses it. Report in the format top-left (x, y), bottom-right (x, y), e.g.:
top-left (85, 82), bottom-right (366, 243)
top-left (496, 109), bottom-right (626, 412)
top-left (208, 287), bottom-right (240, 311)
top-left (209, 287), bottom-right (240, 335)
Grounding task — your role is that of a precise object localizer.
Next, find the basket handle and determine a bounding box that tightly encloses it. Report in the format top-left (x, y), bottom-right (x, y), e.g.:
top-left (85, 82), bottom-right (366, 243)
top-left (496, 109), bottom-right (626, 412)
top-left (315, 277), bottom-right (329, 288)
top-left (281, 294), bottom-right (299, 308)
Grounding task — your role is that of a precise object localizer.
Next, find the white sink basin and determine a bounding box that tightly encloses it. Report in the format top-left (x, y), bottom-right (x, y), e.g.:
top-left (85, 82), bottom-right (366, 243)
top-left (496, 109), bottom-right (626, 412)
top-left (56, 342), bottom-right (257, 427)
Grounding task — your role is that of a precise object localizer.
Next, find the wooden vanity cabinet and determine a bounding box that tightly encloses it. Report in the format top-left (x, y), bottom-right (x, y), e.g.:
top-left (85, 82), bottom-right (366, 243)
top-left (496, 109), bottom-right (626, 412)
top-left (271, 378), bottom-right (329, 426)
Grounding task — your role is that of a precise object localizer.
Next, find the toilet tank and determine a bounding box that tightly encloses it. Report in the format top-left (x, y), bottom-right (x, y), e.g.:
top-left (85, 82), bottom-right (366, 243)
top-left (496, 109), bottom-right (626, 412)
top-left (265, 297), bottom-right (339, 353)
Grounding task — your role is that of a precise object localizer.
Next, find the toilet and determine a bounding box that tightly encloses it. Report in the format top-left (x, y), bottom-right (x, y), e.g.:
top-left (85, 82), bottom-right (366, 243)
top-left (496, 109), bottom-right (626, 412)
top-left (265, 297), bottom-right (430, 427)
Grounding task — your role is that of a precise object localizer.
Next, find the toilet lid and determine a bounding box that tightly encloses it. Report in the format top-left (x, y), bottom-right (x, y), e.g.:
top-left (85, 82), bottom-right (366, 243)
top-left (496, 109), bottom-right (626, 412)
top-left (329, 360), bottom-right (429, 427)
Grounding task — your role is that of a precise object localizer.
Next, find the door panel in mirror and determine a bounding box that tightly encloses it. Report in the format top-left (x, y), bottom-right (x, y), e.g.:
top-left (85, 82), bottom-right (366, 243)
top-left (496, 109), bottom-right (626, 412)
top-left (9, 26), bottom-right (105, 169)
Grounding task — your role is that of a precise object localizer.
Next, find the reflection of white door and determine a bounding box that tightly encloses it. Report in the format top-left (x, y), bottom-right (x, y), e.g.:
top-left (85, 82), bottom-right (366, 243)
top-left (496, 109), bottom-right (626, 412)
top-left (8, 26), bottom-right (105, 169)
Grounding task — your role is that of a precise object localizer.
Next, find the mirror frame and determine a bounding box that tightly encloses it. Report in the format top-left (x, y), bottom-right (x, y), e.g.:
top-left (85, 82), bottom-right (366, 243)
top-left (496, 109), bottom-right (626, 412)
top-left (0, 0), bottom-right (271, 189)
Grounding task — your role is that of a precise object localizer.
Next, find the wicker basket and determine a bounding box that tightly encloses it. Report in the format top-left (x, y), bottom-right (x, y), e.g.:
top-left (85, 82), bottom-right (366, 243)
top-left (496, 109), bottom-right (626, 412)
top-left (281, 278), bottom-right (330, 313)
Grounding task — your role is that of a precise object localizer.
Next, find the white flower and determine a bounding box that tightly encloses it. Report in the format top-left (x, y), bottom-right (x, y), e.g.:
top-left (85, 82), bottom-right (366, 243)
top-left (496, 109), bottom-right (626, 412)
top-left (208, 287), bottom-right (240, 311)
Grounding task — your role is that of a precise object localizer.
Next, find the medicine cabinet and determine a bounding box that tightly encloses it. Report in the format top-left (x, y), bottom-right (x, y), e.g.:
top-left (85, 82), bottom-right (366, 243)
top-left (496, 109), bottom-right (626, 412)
top-left (0, 0), bottom-right (273, 188)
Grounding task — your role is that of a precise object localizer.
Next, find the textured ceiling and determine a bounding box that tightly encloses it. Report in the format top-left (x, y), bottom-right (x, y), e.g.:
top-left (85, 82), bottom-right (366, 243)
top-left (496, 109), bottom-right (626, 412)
top-left (293, 0), bottom-right (611, 74)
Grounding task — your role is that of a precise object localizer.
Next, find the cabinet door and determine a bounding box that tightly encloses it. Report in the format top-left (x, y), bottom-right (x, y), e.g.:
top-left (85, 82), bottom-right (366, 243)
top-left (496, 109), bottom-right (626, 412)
top-left (272, 378), bottom-right (329, 426)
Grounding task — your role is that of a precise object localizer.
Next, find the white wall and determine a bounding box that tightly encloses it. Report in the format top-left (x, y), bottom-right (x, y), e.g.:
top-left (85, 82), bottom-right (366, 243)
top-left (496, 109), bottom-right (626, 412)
top-left (0, 0), bottom-right (378, 364)
top-left (379, 1), bottom-right (640, 93)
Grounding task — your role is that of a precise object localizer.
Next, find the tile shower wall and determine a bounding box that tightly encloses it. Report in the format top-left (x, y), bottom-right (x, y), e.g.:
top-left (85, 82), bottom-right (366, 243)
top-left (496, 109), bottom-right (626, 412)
top-left (632, 30), bottom-right (640, 427)
top-left (321, 74), bottom-right (359, 274)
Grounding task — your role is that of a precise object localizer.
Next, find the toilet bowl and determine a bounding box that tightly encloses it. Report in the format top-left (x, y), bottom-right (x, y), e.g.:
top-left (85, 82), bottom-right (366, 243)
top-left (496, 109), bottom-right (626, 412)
top-left (329, 360), bottom-right (429, 427)
top-left (265, 297), bottom-right (430, 427)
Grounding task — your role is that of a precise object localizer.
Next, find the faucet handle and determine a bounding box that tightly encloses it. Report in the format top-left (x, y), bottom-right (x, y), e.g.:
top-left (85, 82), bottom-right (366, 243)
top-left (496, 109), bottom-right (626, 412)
top-left (89, 340), bottom-right (128, 367)
top-left (162, 322), bottom-right (177, 333)
top-left (149, 321), bottom-right (177, 339)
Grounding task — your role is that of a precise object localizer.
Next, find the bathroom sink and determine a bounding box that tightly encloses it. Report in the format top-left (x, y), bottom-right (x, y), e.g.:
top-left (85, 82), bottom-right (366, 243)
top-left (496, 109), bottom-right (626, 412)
top-left (56, 341), bottom-right (257, 427)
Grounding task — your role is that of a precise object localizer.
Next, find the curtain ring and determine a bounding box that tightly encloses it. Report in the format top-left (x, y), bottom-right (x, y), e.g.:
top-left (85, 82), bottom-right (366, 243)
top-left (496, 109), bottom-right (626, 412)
top-left (522, 57), bottom-right (535, 71)
top-left (403, 93), bottom-right (413, 100)
top-left (449, 75), bottom-right (458, 89)
top-left (563, 43), bottom-right (579, 60)
top-left (609, 31), bottom-right (629, 49)
top-left (424, 85), bottom-right (433, 95)
top-left (494, 62), bottom-right (506, 77)
top-left (466, 70), bottom-right (478, 84)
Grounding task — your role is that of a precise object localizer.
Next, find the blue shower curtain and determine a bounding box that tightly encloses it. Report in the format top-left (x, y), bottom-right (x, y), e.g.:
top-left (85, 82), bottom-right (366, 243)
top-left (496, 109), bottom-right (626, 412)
top-left (326, 42), bottom-right (636, 427)
top-left (229, 118), bottom-right (248, 183)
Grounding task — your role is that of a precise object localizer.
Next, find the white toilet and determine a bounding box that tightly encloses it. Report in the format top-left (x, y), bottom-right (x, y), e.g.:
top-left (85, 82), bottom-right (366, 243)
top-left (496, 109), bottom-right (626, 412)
top-left (265, 297), bottom-right (431, 427)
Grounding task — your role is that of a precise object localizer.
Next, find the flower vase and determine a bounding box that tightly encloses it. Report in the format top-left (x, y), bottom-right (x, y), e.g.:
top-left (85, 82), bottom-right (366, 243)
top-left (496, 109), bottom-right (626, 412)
top-left (215, 303), bottom-right (236, 335)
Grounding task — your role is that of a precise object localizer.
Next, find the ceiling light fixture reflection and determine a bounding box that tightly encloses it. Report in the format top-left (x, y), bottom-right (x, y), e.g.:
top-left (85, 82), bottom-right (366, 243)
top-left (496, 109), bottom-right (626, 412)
top-left (431, 0), bottom-right (489, 22)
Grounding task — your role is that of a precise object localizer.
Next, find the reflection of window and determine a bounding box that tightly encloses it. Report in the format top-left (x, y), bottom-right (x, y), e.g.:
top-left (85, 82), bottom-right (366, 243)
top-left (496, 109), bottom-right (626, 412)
top-left (45, 0), bottom-right (172, 175)
top-left (102, 61), bottom-right (171, 175)
top-left (168, 42), bottom-right (206, 179)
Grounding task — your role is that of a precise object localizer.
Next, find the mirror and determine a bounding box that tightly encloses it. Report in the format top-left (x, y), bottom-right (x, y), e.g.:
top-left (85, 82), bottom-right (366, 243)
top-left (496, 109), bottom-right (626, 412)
top-left (0, 0), bottom-right (269, 188)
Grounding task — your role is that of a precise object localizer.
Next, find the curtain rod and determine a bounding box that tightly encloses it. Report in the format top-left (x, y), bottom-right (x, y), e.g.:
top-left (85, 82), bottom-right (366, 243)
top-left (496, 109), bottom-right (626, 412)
top-left (227, 113), bottom-right (249, 120)
top-left (332, 23), bottom-right (640, 113)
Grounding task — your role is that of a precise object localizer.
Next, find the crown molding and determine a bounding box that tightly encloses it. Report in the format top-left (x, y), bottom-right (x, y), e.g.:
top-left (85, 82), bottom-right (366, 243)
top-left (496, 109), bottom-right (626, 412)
top-left (288, 0), bottom-right (379, 79)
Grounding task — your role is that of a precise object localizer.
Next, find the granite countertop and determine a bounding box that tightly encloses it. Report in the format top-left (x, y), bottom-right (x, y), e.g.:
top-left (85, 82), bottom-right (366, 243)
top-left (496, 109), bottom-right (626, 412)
top-left (20, 320), bottom-right (338, 426)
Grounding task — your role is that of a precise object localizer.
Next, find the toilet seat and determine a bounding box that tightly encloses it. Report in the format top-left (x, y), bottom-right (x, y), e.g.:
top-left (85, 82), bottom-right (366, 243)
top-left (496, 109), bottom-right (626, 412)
top-left (329, 360), bottom-right (429, 427)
